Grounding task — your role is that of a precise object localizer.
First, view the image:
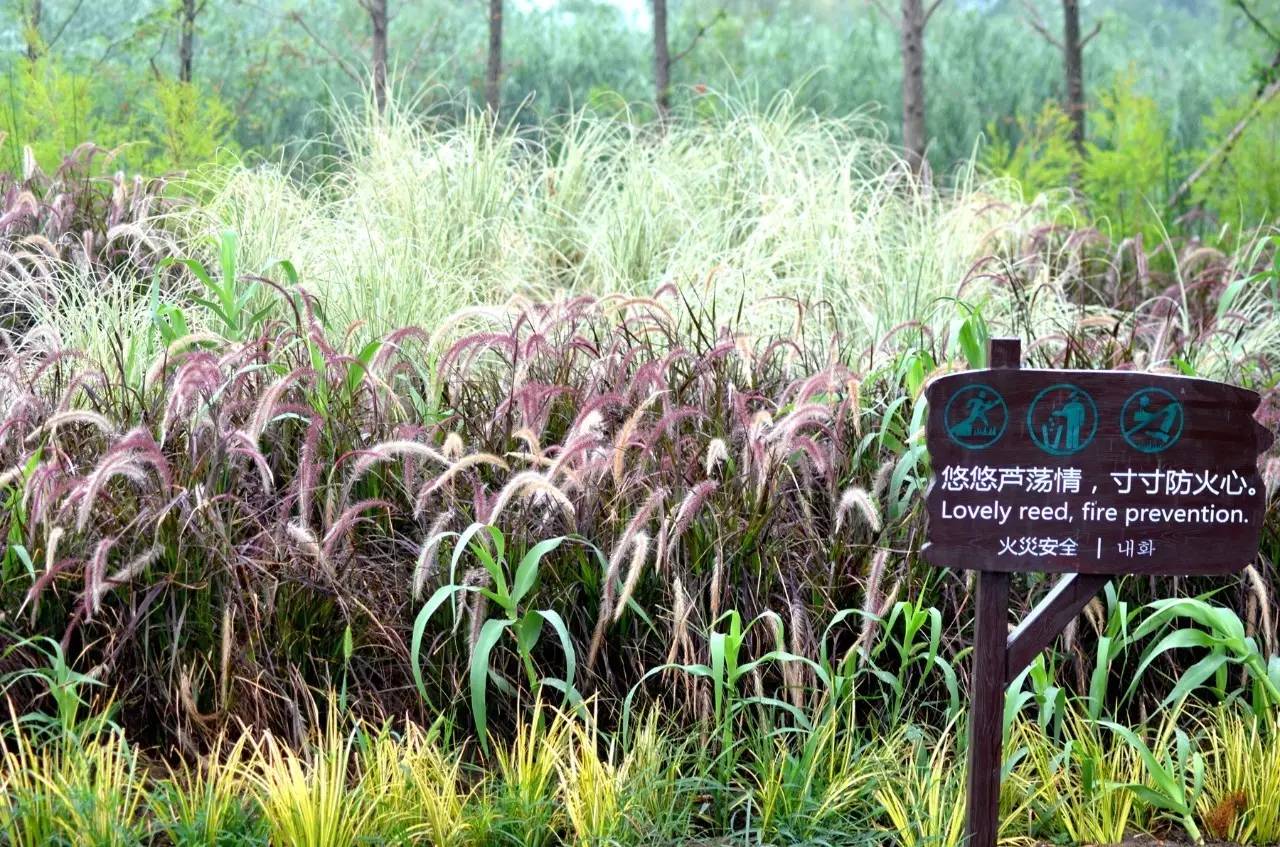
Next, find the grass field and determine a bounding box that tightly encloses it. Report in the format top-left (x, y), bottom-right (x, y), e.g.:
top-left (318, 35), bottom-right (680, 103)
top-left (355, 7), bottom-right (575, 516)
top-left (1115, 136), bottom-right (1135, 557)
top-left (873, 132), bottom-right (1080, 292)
top-left (2, 93), bottom-right (1279, 846)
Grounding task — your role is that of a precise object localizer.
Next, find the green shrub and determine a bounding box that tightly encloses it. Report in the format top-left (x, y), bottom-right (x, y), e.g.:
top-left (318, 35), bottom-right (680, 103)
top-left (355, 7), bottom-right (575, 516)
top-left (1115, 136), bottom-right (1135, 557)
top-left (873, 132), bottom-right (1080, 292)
top-left (0, 55), bottom-right (238, 176)
top-left (985, 73), bottom-right (1181, 248)
top-left (1082, 72), bottom-right (1180, 247)
top-left (981, 101), bottom-right (1079, 201)
top-left (0, 55), bottom-right (116, 175)
top-left (1193, 93), bottom-right (1280, 229)
top-left (142, 78), bottom-right (239, 174)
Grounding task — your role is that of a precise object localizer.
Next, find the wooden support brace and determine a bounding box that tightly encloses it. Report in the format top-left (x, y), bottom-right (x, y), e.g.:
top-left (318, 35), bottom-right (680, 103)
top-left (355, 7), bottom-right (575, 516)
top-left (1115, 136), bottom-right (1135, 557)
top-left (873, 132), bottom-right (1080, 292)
top-left (1005, 573), bottom-right (1110, 684)
top-left (964, 336), bottom-right (1021, 847)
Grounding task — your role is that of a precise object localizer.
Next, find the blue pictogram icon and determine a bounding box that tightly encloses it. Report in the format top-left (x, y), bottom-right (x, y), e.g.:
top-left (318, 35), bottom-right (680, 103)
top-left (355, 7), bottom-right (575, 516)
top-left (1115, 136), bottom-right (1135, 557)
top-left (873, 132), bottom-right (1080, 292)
top-left (944, 384), bottom-right (1008, 449)
top-left (1121, 387), bottom-right (1184, 453)
top-left (1027, 383), bottom-right (1097, 456)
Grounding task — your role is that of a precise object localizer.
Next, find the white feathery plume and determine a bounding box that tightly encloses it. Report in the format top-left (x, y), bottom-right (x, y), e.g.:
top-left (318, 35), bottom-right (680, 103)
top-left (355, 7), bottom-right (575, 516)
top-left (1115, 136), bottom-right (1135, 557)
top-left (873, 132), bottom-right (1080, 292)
top-left (286, 521), bottom-right (322, 561)
top-left (1265, 457), bottom-right (1280, 500)
top-left (0, 464), bottom-right (23, 490)
top-left (85, 536), bottom-right (118, 618)
top-left (27, 409), bottom-right (117, 443)
top-left (144, 331), bottom-right (227, 388)
top-left (1244, 563), bottom-right (1275, 655)
top-left (834, 487), bottom-right (881, 534)
top-left (673, 481), bottom-right (718, 540)
top-left (413, 453), bottom-right (510, 517)
top-left (46, 525), bottom-right (65, 575)
top-left (486, 471), bottom-right (575, 526)
top-left (244, 367), bottom-right (309, 444)
top-left (710, 545), bottom-right (724, 620)
top-left (342, 440), bottom-right (449, 505)
top-left (666, 576), bottom-right (691, 665)
top-left (612, 391), bottom-right (663, 488)
top-left (510, 427), bottom-right (543, 460)
top-left (76, 455), bottom-right (150, 532)
top-left (613, 531), bottom-right (650, 622)
top-left (872, 459), bottom-right (895, 499)
top-left (704, 438), bottom-right (729, 476)
top-left (442, 432), bottom-right (465, 460)
top-left (574, 409), bottom-right (605, 441)
top-left (856, 549), bottom-right (890, 656)
top-left (413, 510), bottom-right (455, 600)
top-left (93, 544), bottom-right (163, 610)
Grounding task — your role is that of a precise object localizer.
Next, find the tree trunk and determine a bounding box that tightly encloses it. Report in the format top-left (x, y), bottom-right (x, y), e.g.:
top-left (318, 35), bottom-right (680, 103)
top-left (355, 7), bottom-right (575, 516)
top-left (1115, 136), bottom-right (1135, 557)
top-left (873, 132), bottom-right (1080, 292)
top-left (178, 0), bottom-right (197, 83)
top-left (653, 0), bottom-right (671, 121)
top-left (900, 0), bottom-right (927, 173)
top-left (1062, 0), bottom-right (1085, 154)
top-left (485, 0), bottom-right (503, 116)
top-left (24, 0), bottom-right (42, 61)
top-left (367, 0), bottom-right (389, 114)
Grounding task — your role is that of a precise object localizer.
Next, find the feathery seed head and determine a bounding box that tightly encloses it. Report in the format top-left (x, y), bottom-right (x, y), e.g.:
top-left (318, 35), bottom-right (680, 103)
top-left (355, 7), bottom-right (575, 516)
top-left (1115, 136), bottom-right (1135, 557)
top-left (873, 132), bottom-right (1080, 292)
top-left (704, 438), bottom-right (729, 476)
top-left (412, 510), bottom-right (455, 600)
top-left (613, 531), bottom-right (651, 622)
top-left (485, 471), bottom-right (575, 527)
top-left (835, 486), bottom-right (881, 534)
top-left (286, 521), bottom-right (322, 561)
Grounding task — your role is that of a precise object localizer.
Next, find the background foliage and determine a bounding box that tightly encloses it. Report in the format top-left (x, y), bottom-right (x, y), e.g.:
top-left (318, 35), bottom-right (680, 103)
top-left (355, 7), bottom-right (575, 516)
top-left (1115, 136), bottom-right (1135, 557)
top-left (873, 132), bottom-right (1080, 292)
top-left (2, 1), bottom-right (1280, 845)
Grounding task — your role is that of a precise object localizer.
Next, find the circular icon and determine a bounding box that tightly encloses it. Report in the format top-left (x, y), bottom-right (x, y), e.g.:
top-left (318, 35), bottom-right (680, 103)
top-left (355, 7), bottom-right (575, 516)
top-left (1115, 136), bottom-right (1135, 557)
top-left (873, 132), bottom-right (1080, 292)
top-left (1121, 387), bottom-right (1184, 453)
top-left (943, 384), bottom-right (1008, 449)
top-left (1027, 383), bottom-right (1097, 456)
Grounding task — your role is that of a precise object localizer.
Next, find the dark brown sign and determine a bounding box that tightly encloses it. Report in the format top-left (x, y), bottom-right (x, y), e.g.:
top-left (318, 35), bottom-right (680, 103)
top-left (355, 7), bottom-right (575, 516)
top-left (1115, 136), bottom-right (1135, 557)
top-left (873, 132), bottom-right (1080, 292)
top-left (924, 339), bottom-right (1273, 847)
top-left (924, 366), bottom-right (1271, 575)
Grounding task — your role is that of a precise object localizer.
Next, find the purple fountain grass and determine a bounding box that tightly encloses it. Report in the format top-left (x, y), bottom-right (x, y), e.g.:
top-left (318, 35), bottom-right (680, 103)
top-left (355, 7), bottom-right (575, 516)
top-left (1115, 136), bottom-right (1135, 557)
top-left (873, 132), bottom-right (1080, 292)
top-left (5, 275), bottom-right (1173, 748)
top-left (672, 481), bottom-right (717, 542)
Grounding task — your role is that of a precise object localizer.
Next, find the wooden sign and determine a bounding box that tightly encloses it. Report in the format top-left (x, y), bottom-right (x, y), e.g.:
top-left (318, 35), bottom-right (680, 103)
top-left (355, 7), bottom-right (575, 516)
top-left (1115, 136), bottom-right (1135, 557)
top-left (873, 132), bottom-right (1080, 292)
top-left (922, 339), bottom-right (1273, 847)
top-left (924, 365), bottom-right (1271, 576)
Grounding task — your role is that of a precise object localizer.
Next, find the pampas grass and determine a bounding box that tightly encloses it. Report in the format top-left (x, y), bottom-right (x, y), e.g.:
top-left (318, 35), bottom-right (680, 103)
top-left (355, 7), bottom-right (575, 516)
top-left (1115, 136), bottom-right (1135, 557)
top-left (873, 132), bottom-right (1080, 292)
top-left (180, 94), bottom-right (1066, 351)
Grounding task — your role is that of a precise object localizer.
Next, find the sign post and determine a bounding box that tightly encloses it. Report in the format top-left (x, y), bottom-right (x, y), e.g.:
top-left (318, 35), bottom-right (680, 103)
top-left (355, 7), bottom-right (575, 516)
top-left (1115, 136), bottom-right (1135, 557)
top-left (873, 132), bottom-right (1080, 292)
top-left (923, 338), bottom-right (1273, 847)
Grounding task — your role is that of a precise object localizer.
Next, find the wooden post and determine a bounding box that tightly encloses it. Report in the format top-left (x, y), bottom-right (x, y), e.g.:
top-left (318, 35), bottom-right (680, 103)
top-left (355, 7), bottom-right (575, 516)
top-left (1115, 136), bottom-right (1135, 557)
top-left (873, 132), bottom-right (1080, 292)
top-left (966, 570), bottom-right (1008, 847)
top-left (963, 337), bottom-right (1019, 847)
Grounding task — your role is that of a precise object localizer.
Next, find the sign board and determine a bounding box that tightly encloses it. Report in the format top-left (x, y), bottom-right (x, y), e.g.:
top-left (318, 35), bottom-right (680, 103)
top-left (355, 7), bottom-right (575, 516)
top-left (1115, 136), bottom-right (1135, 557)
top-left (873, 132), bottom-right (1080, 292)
top-left (924, 369), bottom-right (1271, 575)
top-left (922, 339), bottom-right (1273, 847)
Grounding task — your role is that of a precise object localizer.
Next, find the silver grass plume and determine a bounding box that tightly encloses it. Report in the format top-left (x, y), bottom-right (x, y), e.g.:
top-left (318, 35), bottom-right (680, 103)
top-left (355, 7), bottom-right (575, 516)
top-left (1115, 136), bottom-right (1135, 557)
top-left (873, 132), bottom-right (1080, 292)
top-left (1244, 563), bottom-right (1275, 655)
top-left (27, 409), bottom-right (117, 443)
top-left (412, 510), bottom-right (455, 600)
top-left (855, 548), bottom-right (889, 656)
top-left (413, 453), bottom-right (509, 517)
top-left (834, 486), bottom-right (881, 534)
top-left (666, 576), bottom-right (692, 666)
top-left (84, 535), bottom-right (118, 618)
top-left (587, 523), bottom-right (655, 669)
top-left (342, 440), bottom-right (449, 507)
top-left (611, 391), bottom-right (663, 489)
top-left (286, 521), bottom-right (322, 561)
top-left (704, 438), bottom-right (729, 477)
top-left (613, 531), bottom-right (650, 623)
top-left (710, 545), bottom-right (724, 620)
top-left (92, 543), bottom-right (163, 611)
top-left (485, 471), bottom-right (575, 527)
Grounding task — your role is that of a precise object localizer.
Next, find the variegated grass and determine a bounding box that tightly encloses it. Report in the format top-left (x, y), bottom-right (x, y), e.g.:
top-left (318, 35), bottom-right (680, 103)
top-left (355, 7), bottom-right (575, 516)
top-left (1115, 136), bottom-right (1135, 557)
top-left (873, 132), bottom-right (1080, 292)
top-left (0, 718), bottom-right (147, 847)
top-left (246, 711), bottom-right (382, 847)
top-left (1196, 705), bottom-right (1280, 844)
